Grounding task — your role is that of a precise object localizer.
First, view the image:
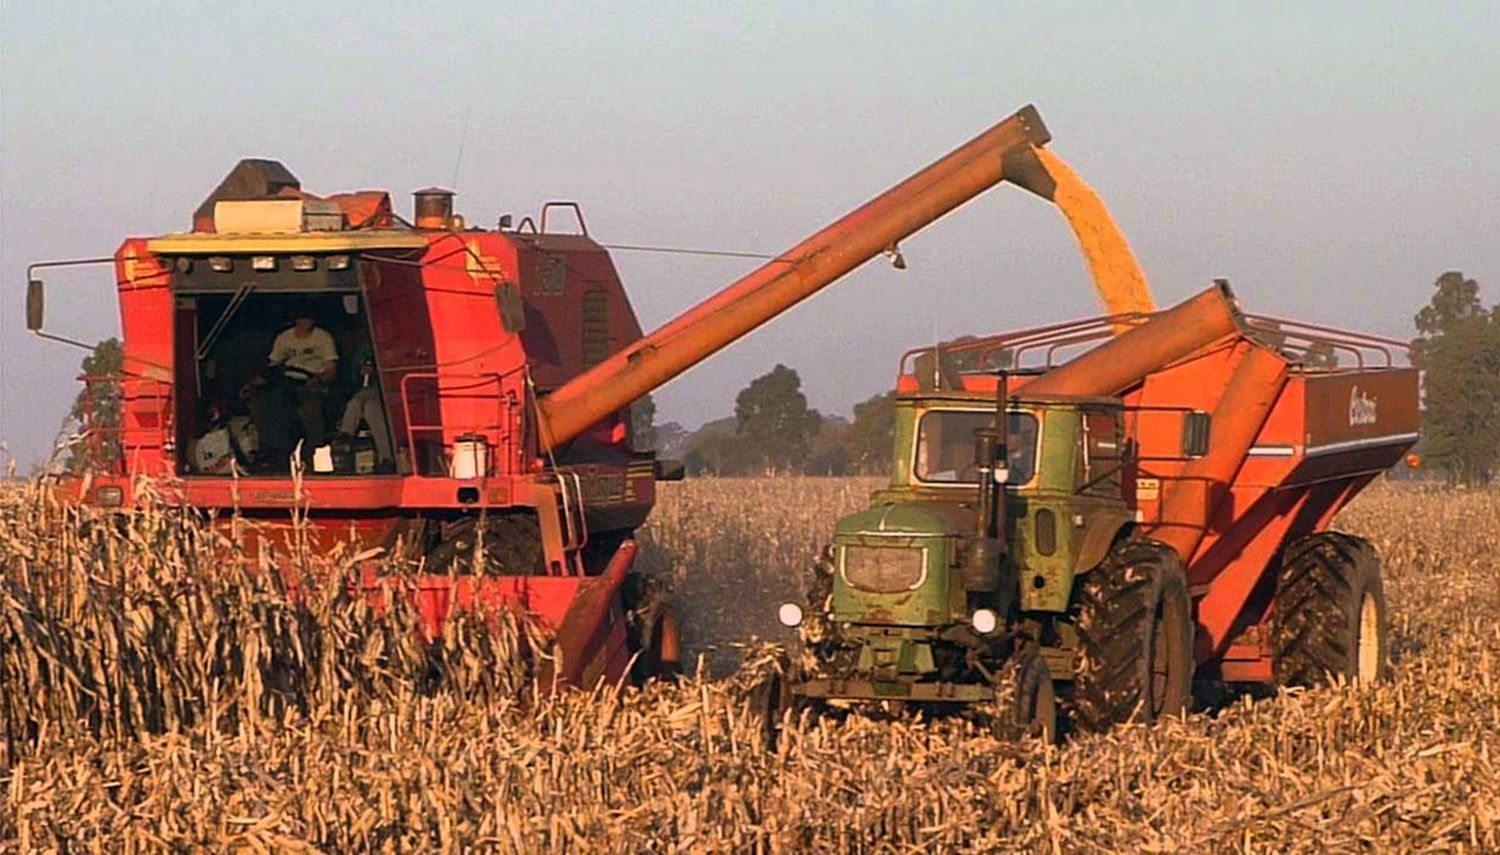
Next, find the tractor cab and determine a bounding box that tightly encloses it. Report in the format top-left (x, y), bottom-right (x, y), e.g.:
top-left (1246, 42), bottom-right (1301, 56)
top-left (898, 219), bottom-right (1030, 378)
top-left (807, 391), bottom-right (1138, 691)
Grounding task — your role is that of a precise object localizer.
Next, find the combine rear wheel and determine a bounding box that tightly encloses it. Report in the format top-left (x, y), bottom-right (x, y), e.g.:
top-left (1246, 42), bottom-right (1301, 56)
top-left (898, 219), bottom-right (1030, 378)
top-left (1073, 539), bottom-right (1194, 731)
top-left (992, 645), bottom-right (1057, 743)
top-left (1271, 532), bottom-right (1388, 686)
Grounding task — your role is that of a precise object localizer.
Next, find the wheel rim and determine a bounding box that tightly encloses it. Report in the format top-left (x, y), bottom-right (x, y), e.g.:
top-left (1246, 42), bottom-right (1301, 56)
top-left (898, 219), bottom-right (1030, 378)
top-left (1357, 591), bottom-right (1381, 682)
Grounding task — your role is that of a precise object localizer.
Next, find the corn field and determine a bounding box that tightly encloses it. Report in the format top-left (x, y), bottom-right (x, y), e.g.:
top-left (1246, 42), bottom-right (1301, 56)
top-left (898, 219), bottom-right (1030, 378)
top-left (1, 478), bottom-right (1496, 852)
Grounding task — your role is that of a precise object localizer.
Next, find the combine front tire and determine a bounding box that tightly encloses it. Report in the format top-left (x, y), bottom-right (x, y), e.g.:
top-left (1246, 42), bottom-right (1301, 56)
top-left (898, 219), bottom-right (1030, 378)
top-left (624, 574), bottom-right (680, 683)
top-left (992, 645), bottom-right (1057, 743)
top-left (1271, 532), bottom-right (1388, 686)
top-left (422, 514), bottom-right (543, 576)
top-left (1073, 539), bottom-right (1194, 731)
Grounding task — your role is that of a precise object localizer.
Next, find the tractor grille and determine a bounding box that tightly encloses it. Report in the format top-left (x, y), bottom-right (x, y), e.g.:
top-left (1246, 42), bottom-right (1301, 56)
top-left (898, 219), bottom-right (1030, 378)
top-left (841, 545), bottom-right (926, 593)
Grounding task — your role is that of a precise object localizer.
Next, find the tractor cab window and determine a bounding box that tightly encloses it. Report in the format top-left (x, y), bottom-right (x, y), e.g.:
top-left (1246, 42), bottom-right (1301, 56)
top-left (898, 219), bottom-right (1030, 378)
top-left (173, 281), bottom-right (394, 477)
top-left (1077, 409), bottom-right (1124, 496)
top-left (914, 410), bottom-right (1038, 485)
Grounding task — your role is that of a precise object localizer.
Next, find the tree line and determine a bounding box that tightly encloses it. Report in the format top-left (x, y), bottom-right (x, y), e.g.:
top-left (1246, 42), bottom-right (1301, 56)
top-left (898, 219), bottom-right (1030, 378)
top-left (1413, 271), bottom-right (1500, 485)
top-left (643, 364), bottom-right (895, 477)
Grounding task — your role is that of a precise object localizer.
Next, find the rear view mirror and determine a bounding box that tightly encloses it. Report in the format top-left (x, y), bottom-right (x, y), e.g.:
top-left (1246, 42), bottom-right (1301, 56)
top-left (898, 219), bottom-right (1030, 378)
top-left (1181, 410), bottom-right (1211, 458)
top-left (26, 279), bottom-right (44, 331)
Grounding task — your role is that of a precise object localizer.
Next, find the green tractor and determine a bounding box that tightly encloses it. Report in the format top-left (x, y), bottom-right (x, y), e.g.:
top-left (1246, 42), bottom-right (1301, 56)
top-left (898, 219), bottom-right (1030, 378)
top-left (774, 380), bottom-right (1206, 741)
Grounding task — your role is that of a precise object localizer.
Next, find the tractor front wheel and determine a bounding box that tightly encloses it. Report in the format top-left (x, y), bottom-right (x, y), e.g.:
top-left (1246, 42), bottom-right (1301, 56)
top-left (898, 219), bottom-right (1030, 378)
top-left (992, 644), bottom-right (1057, 743)
top-left (1271, 532), bottom-right (1388, 686)
top-left (1073, 539), bottom-right (1194, 732)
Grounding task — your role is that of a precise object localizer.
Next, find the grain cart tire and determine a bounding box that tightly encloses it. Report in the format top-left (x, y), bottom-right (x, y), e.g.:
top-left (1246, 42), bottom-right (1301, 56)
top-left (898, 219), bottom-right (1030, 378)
top-left (1271, 532), bottom-right (1388, 686)
top-left (992, 645), bottom-right (1058, 743)
top-left (1074, 539), bottom-right (1194, 731)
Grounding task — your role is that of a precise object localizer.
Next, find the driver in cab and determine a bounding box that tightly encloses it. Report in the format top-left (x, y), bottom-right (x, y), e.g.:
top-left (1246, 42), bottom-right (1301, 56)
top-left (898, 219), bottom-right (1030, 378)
top-left (251, 305), bottom-right (338, 467)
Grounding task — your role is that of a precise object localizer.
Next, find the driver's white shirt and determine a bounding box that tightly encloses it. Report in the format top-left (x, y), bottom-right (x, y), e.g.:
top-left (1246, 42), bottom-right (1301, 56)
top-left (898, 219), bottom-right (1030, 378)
top-left (270, 327), bottom-right (338, 376)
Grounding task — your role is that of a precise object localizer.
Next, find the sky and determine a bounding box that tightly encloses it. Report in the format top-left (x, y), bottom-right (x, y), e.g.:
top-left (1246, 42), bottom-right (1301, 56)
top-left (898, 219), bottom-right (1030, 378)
top-left (2, 1), bottom-right (1496, 466)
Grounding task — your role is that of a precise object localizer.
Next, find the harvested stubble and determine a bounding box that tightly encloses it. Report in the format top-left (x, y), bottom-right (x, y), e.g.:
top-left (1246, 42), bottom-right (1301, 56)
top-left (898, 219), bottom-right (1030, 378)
top-left (1, 478), bottom-right (1497, 853)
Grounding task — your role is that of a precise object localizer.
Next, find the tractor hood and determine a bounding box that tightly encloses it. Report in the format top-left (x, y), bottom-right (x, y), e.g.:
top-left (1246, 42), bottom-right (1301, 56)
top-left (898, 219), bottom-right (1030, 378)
top-left (831, 503), bottom-right (959, 628)
top-left (834, 503), bottom-right (961, 541)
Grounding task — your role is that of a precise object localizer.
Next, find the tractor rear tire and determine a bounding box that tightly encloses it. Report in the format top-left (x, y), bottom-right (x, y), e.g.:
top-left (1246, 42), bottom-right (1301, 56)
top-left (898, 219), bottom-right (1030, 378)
top-left (992, 644), bottom-right (1057, 743)
top-left (1073, 539), bottom-right (1194, 732)
top-left (1271, 532), bottom-right (1388, 686)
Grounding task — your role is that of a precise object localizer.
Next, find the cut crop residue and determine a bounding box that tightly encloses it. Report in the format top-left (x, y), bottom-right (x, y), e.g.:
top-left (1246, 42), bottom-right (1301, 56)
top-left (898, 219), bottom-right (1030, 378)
top-left (1035, 148), bottom-right (1156, 317)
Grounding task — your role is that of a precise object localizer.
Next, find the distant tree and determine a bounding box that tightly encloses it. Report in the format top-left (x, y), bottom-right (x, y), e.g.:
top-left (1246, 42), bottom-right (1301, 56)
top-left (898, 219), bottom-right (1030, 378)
top-left (629, 394), bottom-right (657, 452)
top-left (64, 338), bottom-right (125, 471)
top-left (846, 391), bottom-right (897, 474)
top-left (804, 417), bottom-right (853, 475)
top-left (733, 364), bottom-right (822, 474)
top-left (1416, 271), bottom-right (1485, 335)
top-left (683, 430), bottom-right (754, 476)
top-left (1413, 272), bottom-right (1500, 485)
top-left (654, 421), bottom-right (690, 460)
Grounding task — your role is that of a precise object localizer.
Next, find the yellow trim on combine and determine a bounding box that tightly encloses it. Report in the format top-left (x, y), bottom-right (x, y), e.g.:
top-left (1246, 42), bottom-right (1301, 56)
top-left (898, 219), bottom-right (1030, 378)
top-left (146, 230), bottom-right (429, 254)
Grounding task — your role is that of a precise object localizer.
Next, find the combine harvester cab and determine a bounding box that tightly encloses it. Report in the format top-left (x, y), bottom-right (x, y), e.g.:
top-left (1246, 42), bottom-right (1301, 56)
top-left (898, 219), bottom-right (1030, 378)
top-left (28, 105), bottom-right (1093, 689)
top-left (779, 283), bottom-right (1417, 737)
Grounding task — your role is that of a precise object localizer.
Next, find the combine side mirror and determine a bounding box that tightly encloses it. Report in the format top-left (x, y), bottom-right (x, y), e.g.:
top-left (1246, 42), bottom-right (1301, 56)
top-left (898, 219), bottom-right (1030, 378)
top-left (1182, 411), bottom-right (1211, 458)
top-left (26, 279), bottom-right (44, 332)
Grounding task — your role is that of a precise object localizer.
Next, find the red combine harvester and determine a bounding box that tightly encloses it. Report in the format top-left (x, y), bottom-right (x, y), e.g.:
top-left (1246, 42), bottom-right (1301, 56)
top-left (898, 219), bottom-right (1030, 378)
top-left (27, 107), bottom-right (1068, 687)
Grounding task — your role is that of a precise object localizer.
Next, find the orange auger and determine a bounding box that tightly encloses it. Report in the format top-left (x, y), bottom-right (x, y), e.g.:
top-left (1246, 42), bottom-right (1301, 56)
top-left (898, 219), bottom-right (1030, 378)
top-left (536, 106), bottom-right (1057, 450)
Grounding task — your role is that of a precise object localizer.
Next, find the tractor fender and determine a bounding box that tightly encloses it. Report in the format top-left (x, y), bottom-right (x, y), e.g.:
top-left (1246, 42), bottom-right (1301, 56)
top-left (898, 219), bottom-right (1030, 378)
top-left (1074, 511), bottom-right (1135, 578)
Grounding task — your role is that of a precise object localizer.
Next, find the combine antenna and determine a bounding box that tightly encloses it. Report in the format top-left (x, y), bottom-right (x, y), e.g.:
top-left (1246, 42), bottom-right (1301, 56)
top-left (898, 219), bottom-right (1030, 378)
top-left (450, 107), bottom-right (472, 189)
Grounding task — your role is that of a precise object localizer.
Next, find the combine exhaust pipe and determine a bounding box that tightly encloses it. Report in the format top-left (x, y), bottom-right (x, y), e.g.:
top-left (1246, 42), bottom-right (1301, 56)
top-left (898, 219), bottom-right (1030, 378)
top-left (537, 105), bottom-right (1054, 451)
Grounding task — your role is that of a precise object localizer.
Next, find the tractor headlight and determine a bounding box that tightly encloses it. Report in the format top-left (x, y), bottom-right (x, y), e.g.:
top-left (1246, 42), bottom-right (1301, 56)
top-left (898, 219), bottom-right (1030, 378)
top-left (970, 608), bottom-right (998, 635)
top-left (777, 602), bottom-right (804, 628)
top-left (251, 255), bottom-right (277, 272)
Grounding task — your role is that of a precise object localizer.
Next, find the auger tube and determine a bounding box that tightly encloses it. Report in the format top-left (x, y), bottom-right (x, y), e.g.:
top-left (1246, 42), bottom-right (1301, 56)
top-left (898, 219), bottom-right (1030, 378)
top-left (537, 105), bottom-right (1056, 451)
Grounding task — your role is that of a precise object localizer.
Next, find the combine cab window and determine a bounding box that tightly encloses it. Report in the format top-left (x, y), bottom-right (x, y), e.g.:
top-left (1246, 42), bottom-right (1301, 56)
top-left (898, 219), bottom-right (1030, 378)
top-left (914, 410), bottom-right (1038, 485)
top-left (174, 285), bottom-right (391, 476)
